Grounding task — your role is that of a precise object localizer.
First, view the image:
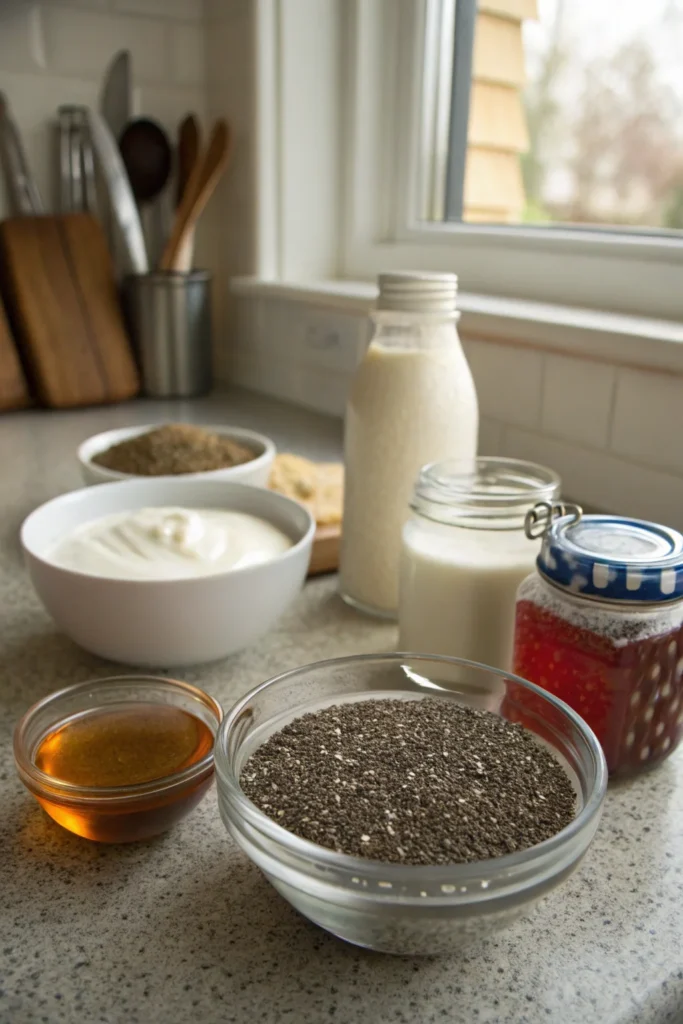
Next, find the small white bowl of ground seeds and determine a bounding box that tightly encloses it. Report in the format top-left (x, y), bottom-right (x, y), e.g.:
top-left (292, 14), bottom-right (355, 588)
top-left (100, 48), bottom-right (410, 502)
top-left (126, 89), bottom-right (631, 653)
top-left (215, 653), bottom-right (607, 956)
top-left (78, 423), bottom-right (275, 487)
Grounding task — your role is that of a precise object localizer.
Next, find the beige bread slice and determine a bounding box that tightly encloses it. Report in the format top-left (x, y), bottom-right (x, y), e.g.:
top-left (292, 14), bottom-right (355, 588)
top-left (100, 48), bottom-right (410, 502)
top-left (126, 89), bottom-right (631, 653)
top-left (312, 463), bottom-right (344, 525)
top-left (269, 453), bottom-right (343, 526)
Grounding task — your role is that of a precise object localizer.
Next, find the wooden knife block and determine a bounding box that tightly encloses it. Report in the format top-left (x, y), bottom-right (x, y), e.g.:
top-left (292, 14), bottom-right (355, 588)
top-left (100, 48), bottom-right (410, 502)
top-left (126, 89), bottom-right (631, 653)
top-left (0, 214), bottom-right (140, 408)
top-left (0, 295), bottom-right (30, 411)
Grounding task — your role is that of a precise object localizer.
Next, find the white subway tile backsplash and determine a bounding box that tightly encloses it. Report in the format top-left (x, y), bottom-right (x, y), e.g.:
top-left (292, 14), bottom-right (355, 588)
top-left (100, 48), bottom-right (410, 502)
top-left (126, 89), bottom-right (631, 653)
top-left (0, 70), bottom-right (101, 216)
top-left (228, 349), bottom-right (350, 418)
top-left (42, 6), bottom-right (170, 82)
top-left (51, 1), bottom-right (109, 8)
top-left (169, 22), bottom-right (206, 86)
top-left (479, 417), bottom-right (502, 455)
top-left (463, 337), bottom-right (543, 428)
top-left (204, 0), bottom-right (250, 26)
top-left (230, 352), bottom-right (302, 407)
top-left (542, 353), bottom-right (615, 449)
top-left (296, 309), bottom-right (365, 376)
top-left (225, 301), bottom-right (683, 531)
top-left (297, 366), bottom-right (350, 418)
top-left (0, 0), bottom-right (251, 375)
top-left (205, 2), bottom-right (251, 88)
top-left (137, 86), bottom-right (206, 130)
top-left (0, 5), bottom-right (45, 72)
top-left (111, 0), bottom-right (205, 20)
top-left (232, 295), bottom-right (265, 354)
top-left (503, 427), bottom-right (683, 531)
top-left (611, 368), bottom-right (683, 475)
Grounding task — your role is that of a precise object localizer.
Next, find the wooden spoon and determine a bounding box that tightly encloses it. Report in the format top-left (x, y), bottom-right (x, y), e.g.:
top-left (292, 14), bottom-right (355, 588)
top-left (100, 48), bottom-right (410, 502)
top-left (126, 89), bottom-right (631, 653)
top-left (160, 119), bottom-right (232, 272)
top-left (175, 114), bottom-right (201, 270)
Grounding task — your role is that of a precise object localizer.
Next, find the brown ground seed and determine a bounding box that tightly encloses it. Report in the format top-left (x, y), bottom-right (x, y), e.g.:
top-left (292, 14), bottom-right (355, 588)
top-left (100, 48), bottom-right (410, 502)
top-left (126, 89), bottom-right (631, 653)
top-left (240, 698), bottom-right (576, 865)
top-left (92, 424), bottom-right (257, 476)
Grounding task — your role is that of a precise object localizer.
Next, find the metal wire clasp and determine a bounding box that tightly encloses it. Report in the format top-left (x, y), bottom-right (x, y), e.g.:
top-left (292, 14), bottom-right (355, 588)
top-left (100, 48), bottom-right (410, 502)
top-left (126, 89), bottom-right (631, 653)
top-left (524, 501), bottom-right (583, 540)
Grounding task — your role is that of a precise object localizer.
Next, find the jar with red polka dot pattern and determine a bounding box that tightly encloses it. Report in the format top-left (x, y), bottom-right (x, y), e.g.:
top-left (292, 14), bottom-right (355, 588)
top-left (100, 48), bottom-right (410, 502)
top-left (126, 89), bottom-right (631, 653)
top-left (508, 504), bottom-right (683, 776)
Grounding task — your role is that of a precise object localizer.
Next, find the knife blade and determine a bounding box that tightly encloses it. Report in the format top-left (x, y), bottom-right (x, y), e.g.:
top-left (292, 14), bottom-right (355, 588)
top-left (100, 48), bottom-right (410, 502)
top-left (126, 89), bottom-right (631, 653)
top-left (99, 50), bottom-right (131, 141)
top-left (57, 106), bottom-right (73, 211)
top-left (86, 108), bottom-right (148, 274)
top-left (0, 91), bottom-right (44, 215)
top-left (80, 115), bottom-right (99, 216)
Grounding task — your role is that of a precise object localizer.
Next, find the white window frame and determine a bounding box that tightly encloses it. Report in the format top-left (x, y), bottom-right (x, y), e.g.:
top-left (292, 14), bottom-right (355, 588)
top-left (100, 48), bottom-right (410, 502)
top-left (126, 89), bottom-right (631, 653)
top-left (339, 0), bottom-right (683, 321)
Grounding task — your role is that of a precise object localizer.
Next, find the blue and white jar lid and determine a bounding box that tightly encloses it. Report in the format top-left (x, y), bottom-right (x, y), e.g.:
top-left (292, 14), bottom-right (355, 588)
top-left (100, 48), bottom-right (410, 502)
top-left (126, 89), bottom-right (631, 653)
top-left (535, 511), bottom-right (683, 604)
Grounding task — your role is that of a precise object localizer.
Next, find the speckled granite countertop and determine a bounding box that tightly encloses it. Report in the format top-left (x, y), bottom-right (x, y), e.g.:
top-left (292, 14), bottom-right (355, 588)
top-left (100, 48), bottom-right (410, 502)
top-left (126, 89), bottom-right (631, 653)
top-left (1, 391), bottom-right (682, 1024)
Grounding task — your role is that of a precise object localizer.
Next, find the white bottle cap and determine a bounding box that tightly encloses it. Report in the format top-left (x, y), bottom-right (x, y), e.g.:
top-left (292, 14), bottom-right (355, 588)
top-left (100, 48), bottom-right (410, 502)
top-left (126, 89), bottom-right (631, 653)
top-left (377, 271), bottom-right (458, 314)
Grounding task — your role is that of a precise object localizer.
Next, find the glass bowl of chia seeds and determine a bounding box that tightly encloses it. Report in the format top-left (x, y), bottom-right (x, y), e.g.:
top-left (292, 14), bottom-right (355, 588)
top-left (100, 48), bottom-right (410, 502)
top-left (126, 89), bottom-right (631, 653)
top-left (214, 653), bottom-right (607, 956)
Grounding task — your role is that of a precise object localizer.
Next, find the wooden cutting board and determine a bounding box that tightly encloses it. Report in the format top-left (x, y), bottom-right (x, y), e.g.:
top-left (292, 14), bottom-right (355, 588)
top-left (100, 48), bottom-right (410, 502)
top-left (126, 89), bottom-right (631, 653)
top-left (0, 295), bottom-right (30, 411)
top-left (309, 523), bottom-right (341, 576)
top-left (0, 214), bottom-right (139, 408)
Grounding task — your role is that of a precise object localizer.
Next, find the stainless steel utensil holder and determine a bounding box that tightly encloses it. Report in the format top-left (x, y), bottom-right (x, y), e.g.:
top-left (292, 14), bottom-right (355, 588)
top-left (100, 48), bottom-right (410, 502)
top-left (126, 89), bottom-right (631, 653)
top-left (123, 270), bottom-right (212, 398)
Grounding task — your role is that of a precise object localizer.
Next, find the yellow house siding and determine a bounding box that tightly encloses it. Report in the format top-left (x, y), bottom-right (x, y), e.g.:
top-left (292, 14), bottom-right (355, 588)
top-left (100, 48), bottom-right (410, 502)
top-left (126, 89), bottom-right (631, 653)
top-left (468, 82), bottom-right (529, 152)
top-left (464, 147), bottom-right (526, 213)
top-left (465, 207), bottom-right (519, 223)
top-left (463, 3), bottom-right (536, 221)
top-left (473, 13), bottom-right (526, 87)
top-left (478, 0), bottom-right (538, 22)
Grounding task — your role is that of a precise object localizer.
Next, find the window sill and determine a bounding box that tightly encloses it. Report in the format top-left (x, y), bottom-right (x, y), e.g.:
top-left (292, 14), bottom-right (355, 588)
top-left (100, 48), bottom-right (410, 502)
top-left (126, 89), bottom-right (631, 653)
top-left (231, 276), bottom-right (683, 375)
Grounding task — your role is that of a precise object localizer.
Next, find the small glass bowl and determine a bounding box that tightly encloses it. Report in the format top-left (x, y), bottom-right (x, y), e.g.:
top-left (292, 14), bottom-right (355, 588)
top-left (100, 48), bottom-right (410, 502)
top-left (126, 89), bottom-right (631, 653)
top-left (14, 675), bottom-right (222, 843)
top-left (215, 653), bottom-right (607, 956)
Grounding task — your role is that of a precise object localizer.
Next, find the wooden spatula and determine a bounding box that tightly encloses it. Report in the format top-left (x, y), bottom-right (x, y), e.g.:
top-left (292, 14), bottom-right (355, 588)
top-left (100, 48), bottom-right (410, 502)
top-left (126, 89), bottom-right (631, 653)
top-left (177, 114), bottom-right (200, 206)
top-left (174, 114), bottom-right (201, 271)
top-left (160, 119), bottom-right (232, 273)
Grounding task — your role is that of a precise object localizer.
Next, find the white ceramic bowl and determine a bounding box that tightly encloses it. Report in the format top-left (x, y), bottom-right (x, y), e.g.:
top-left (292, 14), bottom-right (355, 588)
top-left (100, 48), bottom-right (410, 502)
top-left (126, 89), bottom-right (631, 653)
top-left (21, 479), bottom-right (315, 667)
top-left (78, 424), bottom-right (276, 487)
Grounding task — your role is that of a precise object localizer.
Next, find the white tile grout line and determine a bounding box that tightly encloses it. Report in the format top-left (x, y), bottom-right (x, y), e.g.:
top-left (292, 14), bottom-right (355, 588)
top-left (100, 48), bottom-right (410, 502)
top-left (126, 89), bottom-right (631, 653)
top-left (228, 352), bottom-right (683, 479)
top-left (504, 423), bottom-right (683, 482)
top-left (605, 364), bottom-right (619, 451)
top-left (538, 351), bottom-right (548, 432)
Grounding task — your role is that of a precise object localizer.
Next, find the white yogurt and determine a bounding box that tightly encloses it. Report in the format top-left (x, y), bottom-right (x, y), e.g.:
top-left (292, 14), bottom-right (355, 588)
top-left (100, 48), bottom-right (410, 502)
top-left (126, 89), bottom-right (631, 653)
top-left (48, 506), bottom-right (292, 580)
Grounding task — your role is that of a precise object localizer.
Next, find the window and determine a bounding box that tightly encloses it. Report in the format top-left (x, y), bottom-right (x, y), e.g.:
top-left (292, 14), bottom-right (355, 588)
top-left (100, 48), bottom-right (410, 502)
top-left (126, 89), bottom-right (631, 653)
top-left (339, 0), bottom-right (683, 320)
top-left (423, 0), bottom-right (683, 231)
top-left (244, 0), bottom-right (683, 325)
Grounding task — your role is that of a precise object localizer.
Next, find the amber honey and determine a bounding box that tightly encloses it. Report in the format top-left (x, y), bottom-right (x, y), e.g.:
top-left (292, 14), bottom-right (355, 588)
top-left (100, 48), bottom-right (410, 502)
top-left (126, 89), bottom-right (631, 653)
top-left (32, 703), bottom-right (215, 843)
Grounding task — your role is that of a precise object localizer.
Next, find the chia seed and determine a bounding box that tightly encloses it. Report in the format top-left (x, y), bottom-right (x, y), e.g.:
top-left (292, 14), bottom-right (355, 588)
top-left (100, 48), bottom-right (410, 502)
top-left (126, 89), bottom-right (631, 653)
top-left (240, 698), bottom-right (576, 865)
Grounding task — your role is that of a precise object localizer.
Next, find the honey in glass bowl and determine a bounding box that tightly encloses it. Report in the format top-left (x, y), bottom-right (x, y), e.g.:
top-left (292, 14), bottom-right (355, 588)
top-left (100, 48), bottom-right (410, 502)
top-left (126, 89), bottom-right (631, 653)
top-left (14, 676), bottom-right (222, 843)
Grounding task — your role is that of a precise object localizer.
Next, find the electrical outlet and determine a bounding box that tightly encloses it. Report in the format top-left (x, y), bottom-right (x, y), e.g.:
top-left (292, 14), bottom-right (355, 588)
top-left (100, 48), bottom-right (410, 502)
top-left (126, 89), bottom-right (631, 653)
top-left (297, 309), bottom-right (365, 375)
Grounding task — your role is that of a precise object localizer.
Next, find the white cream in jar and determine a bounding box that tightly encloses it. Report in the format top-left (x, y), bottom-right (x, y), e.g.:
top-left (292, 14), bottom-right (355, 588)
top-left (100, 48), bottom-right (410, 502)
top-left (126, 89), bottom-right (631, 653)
top-left (49, 506), bottom-right (292, 580)
top-left (398, 459), bottom-right (560, 672)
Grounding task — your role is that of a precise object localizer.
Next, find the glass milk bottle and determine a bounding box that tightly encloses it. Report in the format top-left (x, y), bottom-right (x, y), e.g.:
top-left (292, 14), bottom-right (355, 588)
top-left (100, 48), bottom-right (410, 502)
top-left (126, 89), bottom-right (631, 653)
top-left (339, 272), bottom-right (478, 618)
top-left (398, 458), bottom-right (560, 671)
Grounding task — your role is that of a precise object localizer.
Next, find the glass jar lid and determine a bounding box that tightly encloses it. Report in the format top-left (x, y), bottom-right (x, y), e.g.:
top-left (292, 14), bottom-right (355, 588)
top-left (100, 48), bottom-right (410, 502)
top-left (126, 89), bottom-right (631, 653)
top-left (534, 509), bottom-right (683, 604)
top-left (412, 457), bottom-right (561, 529)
